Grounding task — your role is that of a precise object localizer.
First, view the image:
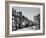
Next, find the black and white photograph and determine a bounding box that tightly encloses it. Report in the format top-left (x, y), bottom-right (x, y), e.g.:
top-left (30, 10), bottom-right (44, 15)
top-left (9, 4), bottom-right (43, 34)
top-left (9, 3), bottom-right (44, 34)
top-left (5, 1), bottom-right (45, 37)
top-left (12, 7), bottom-right (40, 31)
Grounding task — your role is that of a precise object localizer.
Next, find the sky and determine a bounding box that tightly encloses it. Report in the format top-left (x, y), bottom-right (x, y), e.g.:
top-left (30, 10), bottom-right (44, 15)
top-left (13, 7), bottom-right (40, 21)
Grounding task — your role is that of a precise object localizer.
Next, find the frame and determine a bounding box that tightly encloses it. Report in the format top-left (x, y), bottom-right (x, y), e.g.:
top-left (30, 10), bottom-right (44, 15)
top-left (5, 1), bottom-right (45, 37)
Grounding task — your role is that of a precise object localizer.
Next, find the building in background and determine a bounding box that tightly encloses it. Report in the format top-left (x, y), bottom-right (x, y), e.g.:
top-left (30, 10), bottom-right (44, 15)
top-left (34, 13), bottom-right (40, 30)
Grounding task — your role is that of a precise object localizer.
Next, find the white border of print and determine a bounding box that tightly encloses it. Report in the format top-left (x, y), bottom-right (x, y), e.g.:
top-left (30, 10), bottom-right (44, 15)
top-left (9, 4), bottom-right (43, 34)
